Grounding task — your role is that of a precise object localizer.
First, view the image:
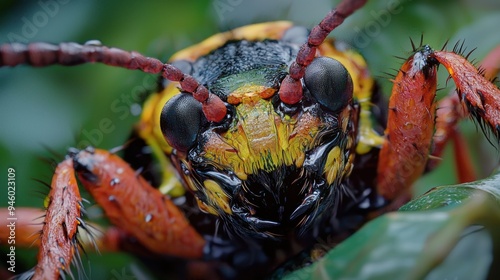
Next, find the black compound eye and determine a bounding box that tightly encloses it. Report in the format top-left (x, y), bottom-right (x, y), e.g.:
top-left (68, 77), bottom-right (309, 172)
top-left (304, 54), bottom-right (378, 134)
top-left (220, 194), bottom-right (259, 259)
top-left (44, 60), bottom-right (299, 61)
top-left (160, 93), bottom-right (203, 152)
top-left (304, 57), bottom-right (353, 112)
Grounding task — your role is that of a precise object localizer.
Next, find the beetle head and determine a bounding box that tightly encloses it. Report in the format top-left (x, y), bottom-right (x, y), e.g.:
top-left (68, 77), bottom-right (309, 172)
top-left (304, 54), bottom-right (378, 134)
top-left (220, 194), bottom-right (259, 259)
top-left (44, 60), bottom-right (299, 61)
top-left (159, 38), bottom-right (357, 238)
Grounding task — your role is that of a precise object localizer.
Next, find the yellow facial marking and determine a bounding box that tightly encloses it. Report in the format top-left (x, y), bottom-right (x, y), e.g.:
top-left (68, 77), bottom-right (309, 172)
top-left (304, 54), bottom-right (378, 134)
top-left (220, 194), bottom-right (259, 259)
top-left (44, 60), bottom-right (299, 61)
top-left (323, 146), bottom-right (342, 185)
top-left (203, 179), bottom-right (232, 214)
top-left (196, 198), bottom-right (218, 216)
top-left (202, 99), bottom-right (324, 179)
top-left (227, 85), bottom-right (276, 105)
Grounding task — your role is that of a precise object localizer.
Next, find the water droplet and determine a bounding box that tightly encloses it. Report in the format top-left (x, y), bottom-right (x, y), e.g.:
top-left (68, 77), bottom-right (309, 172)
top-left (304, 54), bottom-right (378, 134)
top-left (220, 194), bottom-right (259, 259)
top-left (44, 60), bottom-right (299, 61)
top-left (110, 178), bottom-right (120, 186)
top-left (84, 40), bottom-right (102, 46)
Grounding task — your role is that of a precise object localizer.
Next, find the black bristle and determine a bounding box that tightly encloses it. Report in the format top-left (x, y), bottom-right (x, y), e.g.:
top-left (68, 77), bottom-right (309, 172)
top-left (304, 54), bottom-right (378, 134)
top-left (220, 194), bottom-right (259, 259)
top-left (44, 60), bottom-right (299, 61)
top-left (459, 40), bottom-right (466, 55)
top-left (394, 55), bottom-right (407, 61)
top-left (72, 241), bottom-right (88, 280)
top-left (108, 143), bottom-right (128, 155)
top-left (29, 230), bottom-right (44, 248)
top-left (13, 268), bottom-right (36, 280)
top-left (436, 86), bottom-right (447, 92)
top-left (61, 221), bottom-right (69, 240)
top-left (34, 213), bottom-right (46, 221)
top-left (36, 155), bottom-right (58, 169)
top-left (464, 47), bottom-right (477, 60)
top-left (81, 198), bottom-right (91, 205)
top-left (59, 268), bottom-right (67, 280)
top-left (33, 178), bottom-right (51, 190)
top-left (380, 71), bottom-right (397, 80)
top-left (465, 99), bottom-right (497, 148)
top-left (41, 144), bottom-right (64, 159)
top-left (452, 40), bottom-right (467, 56)
top-left (409, 37), bottom-right (416, 52)
top-left (440, 39), bottom-right (450, 51)
top-left (33, 190), bottom-right (50, 198)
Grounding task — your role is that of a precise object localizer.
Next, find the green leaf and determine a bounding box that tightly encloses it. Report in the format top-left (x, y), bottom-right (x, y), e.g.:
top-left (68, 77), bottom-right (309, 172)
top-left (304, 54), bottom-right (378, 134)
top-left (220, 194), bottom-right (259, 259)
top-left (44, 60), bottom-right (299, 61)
top-left (283, 173), bottom-right (500, 280)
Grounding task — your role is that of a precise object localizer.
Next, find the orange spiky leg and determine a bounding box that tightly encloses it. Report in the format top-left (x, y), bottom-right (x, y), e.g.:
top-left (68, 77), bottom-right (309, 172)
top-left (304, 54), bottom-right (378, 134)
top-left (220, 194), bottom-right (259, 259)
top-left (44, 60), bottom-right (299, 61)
top-left (1, 207), bottom-right (96, 279)
top-left (431, 50), bottom-right (500, 138)
top-left (32, 158), bottom-right (83, 279)
top-left (12, 147), bottom-right (205, 279)
top-left (0, 208), bottom-right (131, 253)
top-left (4, 155), bottom-right (126, 279)
top-left (71, 147), bottom-right (205, 259)
top-left (0, 207), bottom-right (169, 278)
top-left (376, 46), bottom-right (438, 200)
top-left (377, 44), bottom-right (500, 200)
top-left (427, 45), bottom-right (500, 183)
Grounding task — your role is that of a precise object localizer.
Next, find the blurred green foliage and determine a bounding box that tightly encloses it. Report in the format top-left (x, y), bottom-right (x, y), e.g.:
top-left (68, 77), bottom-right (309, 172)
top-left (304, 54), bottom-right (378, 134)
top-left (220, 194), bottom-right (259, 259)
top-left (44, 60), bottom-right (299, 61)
top-left (0, 0), bottom-right (499, 278)
top-left (285, 171), bottom-right (500, 279)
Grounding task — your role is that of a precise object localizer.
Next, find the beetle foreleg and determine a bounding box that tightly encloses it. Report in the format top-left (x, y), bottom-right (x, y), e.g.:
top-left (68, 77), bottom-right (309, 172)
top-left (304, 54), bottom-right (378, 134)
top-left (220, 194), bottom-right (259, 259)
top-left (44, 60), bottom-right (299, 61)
top-left (72, 147), bottom-right (206, 259)
top-left (377, 46), bottom-right (438, 200)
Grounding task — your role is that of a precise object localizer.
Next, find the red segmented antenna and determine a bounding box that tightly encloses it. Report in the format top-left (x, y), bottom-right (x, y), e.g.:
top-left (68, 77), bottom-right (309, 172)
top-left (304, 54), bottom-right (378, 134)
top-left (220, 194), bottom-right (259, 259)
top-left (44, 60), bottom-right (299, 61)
top-left (280, 0), bottom-right (368, 104)
top-left (0, 41), bottom-right (227, 122)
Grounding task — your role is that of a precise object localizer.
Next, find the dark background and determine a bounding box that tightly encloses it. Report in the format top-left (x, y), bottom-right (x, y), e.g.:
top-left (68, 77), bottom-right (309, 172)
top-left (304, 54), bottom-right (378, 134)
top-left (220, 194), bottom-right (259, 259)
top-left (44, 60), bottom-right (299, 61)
top-left (1, 0), bottom-right (499, 278)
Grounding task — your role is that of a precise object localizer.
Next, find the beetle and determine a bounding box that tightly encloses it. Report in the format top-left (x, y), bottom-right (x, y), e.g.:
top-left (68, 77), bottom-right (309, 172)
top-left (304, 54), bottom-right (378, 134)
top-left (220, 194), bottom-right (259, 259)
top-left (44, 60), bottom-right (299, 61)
top-left (0, 0), bottom-right (500, 280)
